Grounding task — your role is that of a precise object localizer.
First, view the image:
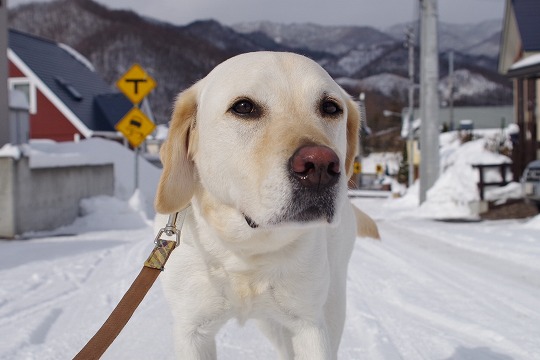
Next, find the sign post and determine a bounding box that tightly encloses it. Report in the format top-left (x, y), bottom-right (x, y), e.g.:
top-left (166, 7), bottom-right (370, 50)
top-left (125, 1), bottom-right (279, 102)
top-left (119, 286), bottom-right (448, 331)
top-left (0, 0), bottom-right (10, 148)
top-left (115, 64), bottom-right (157, 193)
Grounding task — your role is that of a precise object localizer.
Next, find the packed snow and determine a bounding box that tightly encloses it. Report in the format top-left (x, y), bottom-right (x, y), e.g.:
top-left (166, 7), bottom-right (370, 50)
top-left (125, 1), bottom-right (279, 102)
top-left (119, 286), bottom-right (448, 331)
top-left (0, 135), bottom-right (539, 359)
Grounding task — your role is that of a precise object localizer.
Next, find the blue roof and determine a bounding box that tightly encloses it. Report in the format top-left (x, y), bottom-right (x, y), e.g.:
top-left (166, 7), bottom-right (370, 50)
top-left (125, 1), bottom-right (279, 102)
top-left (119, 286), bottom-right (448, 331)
top-left (94, 93), bottom-right (133, 129)
top-left (8, 29), bottom-right (128, 132)
top-left (513, 0), bottom-right (540, 51)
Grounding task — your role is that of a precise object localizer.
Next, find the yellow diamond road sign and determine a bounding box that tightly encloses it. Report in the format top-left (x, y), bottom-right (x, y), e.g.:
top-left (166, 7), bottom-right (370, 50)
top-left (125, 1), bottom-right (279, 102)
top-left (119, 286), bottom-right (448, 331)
top-left (116, 64), bottom-right (157, 104)
top-left (115, 107), bottom-right (156, 148)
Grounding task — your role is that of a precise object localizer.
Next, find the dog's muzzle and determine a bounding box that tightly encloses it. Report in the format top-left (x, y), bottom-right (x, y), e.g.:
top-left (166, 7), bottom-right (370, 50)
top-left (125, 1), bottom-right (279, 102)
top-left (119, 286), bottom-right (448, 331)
top-left (283, 145), bottom-right (341, 223)
top-left (242, 145), bottom-right (341, 228)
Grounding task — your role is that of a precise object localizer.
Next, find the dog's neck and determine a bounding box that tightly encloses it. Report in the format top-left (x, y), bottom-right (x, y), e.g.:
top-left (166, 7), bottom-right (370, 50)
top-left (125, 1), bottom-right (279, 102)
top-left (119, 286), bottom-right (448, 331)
top-left (188, 187), bottom-right (326, 258)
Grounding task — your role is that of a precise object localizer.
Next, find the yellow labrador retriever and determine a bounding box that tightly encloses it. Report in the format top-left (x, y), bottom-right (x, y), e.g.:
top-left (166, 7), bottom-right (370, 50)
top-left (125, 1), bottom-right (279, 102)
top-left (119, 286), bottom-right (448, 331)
top-left (155, 51), bottom-right (378, 359)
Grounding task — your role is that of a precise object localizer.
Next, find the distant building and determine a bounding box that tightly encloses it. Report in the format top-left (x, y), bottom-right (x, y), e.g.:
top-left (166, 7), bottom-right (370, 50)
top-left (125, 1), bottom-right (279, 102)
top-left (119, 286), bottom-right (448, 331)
top-left (413, 106), bottom-right (514, 130)
top-left (499, 0), bottom-right (540, 180)
top-left (7, 29), bottom-right (138, 142)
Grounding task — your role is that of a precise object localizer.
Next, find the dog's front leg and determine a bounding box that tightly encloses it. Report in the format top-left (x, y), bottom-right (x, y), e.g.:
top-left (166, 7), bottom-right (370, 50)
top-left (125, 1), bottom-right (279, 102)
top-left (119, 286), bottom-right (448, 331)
top-left (162, 257), bottom-right (230, 359)
top-left (170, 311), bottom-right (228, 360)
top-left (171, 330), bottom-right (216, 360)
top-left (290, 321), bottom-right (332, 360)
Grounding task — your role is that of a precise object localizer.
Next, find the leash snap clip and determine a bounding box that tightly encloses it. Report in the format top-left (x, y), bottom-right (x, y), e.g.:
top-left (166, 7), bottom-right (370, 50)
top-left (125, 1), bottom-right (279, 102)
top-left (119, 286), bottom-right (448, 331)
top-left (154, 206), bottom-right (190, 247)
top-left (154, 213), bottom-right (181, 246)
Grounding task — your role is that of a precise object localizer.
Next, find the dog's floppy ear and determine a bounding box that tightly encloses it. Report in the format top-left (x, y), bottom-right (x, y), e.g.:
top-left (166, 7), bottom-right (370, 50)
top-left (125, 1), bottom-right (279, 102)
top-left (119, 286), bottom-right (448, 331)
top-left (345, 96), bottom-right (361, 179)
top-left (155, 84), bottom-right (200, 214)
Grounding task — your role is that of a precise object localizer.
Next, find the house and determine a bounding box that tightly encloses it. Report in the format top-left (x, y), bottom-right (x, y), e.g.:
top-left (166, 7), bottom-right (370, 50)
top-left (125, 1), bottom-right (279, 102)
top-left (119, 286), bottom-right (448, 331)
top-left (499, 0), bottom-right (540, 180)
top-left (7, 29), bottom-right (133, 142)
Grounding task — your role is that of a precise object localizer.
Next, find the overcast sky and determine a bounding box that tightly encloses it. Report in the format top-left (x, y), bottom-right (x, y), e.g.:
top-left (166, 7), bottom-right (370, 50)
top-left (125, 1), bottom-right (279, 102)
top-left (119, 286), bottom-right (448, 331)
top-left (9, 0), bottom-right (505, 29)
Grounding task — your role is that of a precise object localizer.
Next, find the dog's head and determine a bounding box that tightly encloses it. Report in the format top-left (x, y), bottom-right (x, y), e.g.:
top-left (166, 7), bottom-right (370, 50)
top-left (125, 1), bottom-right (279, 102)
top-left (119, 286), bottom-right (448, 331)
top-left (155, 52), bottom-right (359, 230)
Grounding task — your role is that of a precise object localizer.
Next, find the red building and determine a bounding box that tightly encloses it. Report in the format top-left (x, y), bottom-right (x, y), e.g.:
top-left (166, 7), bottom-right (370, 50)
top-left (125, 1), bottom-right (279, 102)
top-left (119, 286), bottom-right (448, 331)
top-left (7, 29), bottom-right (132, 142)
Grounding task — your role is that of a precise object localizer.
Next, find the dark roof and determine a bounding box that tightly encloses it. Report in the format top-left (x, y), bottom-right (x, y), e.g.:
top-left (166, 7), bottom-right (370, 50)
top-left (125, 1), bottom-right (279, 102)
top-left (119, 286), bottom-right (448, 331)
top-left (8, 29), bottom-right (127, 133)
top-left (513, 0), bottom-right (540, 51)
top-left (94, 93), bottom-right (133, 129)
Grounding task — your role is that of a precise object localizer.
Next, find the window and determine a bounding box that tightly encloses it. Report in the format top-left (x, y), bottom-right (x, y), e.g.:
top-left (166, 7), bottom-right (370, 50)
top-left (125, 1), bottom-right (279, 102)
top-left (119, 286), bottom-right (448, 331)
top-left (8, 77), bottom-right (37, 114)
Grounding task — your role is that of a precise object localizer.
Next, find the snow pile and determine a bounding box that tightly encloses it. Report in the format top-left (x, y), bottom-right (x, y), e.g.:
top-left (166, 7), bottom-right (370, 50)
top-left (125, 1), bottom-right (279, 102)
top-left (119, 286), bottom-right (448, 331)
top-left (27, 138), bottom-right (162, 217)
top-left (524, 214), bottom-right (540, 229)
top-left (387, 130), bottom-right (514, 219)
top-left (41, 195), bottom-right (151, 236)
top-left (418, 160), bottom-right (480, 219)
top-left (485, 182), bottom-right (523, 203)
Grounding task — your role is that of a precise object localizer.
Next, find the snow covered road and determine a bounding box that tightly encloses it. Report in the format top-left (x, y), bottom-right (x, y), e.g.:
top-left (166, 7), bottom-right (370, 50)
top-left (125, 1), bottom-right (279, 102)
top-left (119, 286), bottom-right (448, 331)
top-left (0, 197), bottom-right (539, 359)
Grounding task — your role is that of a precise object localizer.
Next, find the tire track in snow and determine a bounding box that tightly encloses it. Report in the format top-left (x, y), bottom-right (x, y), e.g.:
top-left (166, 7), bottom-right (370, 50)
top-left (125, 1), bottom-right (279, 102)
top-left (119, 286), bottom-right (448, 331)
top-left (370, 219), bottom-right (539, 359)
top-left (347, 238), bottom-right (450, 360)
top-left (384, 220), bottom-right (540, 320)
top-left (29, 308), bottom-right (63, 345)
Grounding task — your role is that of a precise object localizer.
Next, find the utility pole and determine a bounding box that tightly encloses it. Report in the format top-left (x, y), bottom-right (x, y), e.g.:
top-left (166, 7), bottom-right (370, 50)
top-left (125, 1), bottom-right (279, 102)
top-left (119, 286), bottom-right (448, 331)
top-left (419, 0), bottom-right (440, 204)
top-left (448, 51), bottom-right (455, 131)
top-left (0, 0), bottom-right (9, 148)
top-left (405, 26), bottom-right (415, 187)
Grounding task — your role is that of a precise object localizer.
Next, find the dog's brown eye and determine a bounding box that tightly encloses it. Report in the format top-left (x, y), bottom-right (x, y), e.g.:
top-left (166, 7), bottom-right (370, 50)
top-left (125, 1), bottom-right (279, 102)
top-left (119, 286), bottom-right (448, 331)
top-left (231, 100), bottom-right (254, 115)
top-left (321, 100), bottom-right (342, 115)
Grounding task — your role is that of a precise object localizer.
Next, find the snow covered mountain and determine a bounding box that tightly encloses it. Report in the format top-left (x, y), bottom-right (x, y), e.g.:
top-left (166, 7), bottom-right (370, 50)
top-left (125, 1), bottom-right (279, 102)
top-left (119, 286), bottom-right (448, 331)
top-left (386, 19), bottom-right (502, 58)
top-left (8, 0), bottom-right (510, 125)
top-left (232, 21), bottom-right (395, 55)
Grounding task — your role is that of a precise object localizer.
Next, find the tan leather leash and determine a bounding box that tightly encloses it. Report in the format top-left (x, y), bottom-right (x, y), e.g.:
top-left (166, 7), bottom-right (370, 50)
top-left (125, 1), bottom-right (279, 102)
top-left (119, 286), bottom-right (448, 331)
top-left (73, 209), bottom-right (187, 360)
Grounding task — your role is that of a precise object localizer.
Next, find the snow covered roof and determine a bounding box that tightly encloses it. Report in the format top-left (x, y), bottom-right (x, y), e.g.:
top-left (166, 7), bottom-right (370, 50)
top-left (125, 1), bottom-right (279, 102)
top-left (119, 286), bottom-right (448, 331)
top-left (507, 52), bottom-right (540, 77)
top-left (510, 53), bottom-right (540, 70)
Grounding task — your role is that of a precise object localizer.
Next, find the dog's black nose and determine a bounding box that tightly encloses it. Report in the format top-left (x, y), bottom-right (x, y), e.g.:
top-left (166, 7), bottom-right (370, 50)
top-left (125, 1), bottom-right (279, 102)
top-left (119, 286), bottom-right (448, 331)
top-left (289, 145), bottom-right (340, 189)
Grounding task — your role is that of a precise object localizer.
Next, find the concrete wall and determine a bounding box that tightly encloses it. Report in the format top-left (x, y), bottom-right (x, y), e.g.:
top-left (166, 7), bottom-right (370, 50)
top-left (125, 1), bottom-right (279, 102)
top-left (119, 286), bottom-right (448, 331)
top-left (0, 158), bottom-right (15, 237)
top-left (0, 156), bottom-right (113, 238)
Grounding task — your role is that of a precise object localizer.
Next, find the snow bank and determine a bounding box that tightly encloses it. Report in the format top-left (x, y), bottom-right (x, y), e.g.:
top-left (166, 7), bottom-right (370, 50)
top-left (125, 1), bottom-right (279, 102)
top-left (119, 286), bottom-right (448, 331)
top-left (524, 214), bottom-right (540, 229)
top-left (418, 161), bottom-right (479, 219)
top-left (27, 138), bottom-right (162, 217)
top-left (23, 193), bottom-right (152, 238)
top-left (485, 182), bottom-right (523, 203)
top-left (387, 130), bottom-right (513, 219)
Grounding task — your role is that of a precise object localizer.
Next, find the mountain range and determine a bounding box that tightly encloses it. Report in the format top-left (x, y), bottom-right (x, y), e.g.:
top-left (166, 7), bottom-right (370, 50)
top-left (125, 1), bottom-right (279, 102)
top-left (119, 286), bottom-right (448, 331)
top-left (8, 0), bottom-right (511, 128)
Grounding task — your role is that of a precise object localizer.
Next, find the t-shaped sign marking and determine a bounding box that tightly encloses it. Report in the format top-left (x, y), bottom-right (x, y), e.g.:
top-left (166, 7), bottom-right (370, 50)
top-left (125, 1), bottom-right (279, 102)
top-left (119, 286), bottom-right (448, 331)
top-left (116, 64), bottom-right (157, 104)
top-left (125, 78), bottom-right (147, 94)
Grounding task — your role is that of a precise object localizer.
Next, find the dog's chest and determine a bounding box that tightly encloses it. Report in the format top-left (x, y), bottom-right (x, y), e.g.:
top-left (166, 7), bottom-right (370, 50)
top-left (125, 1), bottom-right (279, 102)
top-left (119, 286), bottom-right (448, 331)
top-left (226, 270), bottom-right (272, 320)
top-left (210, 264), bottom-right (278, 323)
